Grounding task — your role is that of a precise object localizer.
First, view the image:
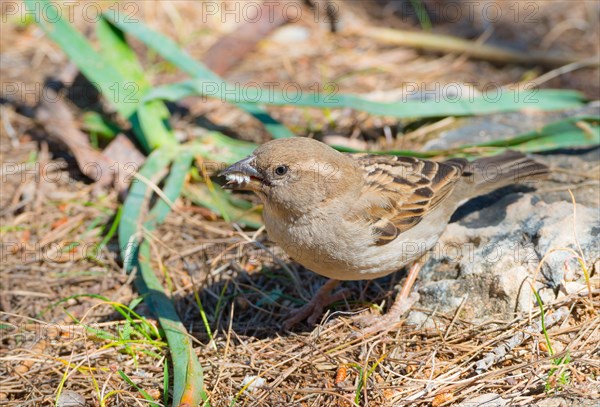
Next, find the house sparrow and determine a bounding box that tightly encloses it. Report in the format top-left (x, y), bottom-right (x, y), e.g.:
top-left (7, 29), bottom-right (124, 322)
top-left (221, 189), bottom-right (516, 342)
top-left (220, 137), bottom-right (549, 330)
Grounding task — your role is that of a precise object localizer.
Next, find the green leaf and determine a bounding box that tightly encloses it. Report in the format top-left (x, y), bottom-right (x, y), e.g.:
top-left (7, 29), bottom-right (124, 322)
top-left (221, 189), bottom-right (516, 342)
top-left (24, 0), bottom-right (134, 117)
top-left (117, 369), bottom-right (159, 406)
top-left (332, 116), bottom-right (600, 157)
top-left (472, 116), bottom-right (600, 152)
top-left (96, 16), bottom-right (177, 151)
top-left (146, 150), bottom-right (193, 227)
top-left (27, 0), bottom-right (177, 151)
top-left (128, 296), bottom-right (145, 311)
top-left (134, 100), bottom-right (177, 151)
top-left (96, 17), bottom-right (149, 88)
top-left (187, 132), bottom-right (257, 164)
top-left (104, 13), bottom-right (295, 139)
top-left (119, 146), bottom-right (178, 256)
top-left (0, 323), bottom-right (15, 332)
top-left (121, 321), bottom-right (133, 341)
top-left (98, 205), bottom-right (122, 250)
top-left (81, 112), bottom-right (120, 140)
top-left (143, 79), bottom-right (586, 119)
top-left (183, 183), bottom-right (263, 229)
top-left (119, 147), bottom-right (209, 406)
top-left (331, 145), bottom-right (439, 158)
top-left (410, 0), bottom-right (432, 30)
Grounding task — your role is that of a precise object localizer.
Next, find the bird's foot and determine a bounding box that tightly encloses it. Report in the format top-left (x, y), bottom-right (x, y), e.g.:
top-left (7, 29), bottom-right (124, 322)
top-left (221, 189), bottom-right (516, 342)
top-left (353, 292), bottom-right (420, 337)
top-left (283, 279), bottom-right (350, 330)
top-left (353, 261), bottom-right (423, 337)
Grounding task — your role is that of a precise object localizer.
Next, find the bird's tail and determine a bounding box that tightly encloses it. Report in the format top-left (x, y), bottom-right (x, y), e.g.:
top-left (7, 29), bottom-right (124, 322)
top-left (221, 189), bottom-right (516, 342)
top-left (457, 151), bottom-right (549, 200)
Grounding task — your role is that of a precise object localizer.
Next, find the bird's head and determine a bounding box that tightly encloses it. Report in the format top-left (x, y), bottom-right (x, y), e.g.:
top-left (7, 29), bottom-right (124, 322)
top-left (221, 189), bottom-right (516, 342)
top-left (220, 138), bottom-right (363, 215)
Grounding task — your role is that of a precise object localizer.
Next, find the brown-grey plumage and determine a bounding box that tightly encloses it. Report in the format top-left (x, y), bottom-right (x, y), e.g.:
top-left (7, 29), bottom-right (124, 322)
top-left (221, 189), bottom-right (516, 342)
top-left (221, 137), bottom-right (549, 282)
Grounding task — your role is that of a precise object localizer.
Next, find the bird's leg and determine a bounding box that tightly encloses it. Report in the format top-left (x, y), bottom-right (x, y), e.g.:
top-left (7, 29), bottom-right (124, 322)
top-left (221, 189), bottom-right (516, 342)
top-left (283, 279), bottom-right (350, 329)
top-left (357, 260), bottom-right (423, 336)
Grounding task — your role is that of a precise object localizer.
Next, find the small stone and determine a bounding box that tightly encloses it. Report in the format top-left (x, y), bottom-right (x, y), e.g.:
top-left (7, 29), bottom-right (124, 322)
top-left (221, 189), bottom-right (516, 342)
top-left (270, 26), bottom-right (310, 43)
top-left (456, 393), bottom-right (507, 406)
top-left (241, 375), bottom-right (266, 395)
top-left (535, 397), bottom-right (600, 407)
top-left (56, 390), bottom-right (86, 407)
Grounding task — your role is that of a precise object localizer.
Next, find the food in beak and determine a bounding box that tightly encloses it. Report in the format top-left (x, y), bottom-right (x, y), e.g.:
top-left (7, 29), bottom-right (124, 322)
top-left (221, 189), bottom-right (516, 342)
top-left (219, 156), bottom-right (262, 189)
top-left (224, 172), bottom-right (251, 187)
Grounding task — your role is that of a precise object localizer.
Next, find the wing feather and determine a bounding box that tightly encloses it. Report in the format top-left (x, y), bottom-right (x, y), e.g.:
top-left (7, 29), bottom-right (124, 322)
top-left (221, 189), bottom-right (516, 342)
top-left (347, 154), bottom-right (467, 246)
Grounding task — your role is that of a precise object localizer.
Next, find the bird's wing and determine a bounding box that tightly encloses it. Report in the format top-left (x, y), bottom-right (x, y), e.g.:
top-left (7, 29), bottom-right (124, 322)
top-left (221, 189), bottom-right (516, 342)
top-left (348, 154), bottom-right (468, 246)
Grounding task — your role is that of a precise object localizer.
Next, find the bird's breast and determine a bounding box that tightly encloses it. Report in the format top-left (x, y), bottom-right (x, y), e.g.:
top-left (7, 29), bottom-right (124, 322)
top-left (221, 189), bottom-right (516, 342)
top-left (263, 207), bottom-right (445, 281)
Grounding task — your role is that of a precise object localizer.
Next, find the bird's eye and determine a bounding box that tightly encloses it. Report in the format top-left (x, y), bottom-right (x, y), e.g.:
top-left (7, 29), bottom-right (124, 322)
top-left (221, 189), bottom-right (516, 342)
top-left (274, 165), bottom-right (288, 176)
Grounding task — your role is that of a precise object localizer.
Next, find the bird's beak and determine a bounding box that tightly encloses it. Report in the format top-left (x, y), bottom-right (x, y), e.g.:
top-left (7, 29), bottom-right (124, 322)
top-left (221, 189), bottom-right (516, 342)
top-left (219, 156), bottom-right (263, 190)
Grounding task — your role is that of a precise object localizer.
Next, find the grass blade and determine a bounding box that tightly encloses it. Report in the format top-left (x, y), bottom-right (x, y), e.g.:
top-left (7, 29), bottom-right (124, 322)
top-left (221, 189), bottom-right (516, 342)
top-left (183, 183), bottom-right (263, 229)
top-left (119, 147), bottom-right (209, 406)
top-left (96, 16), bottom-right (177, 151)
top-left (117, 370), bottom-right (159, 406)
top-left (119, 147), bottom-right (177, 253)
top-left (144, 79), bottom-right (585, 119)
top-left (471, 116), bottom-right (599, 152)
top-left (98, 206), bottom-right (122, 250)
top-left (81, 112), bottom-right (120, 141)
top-left (105, 13), bottom-right (294, 139)
top-left (27, 1), bottom-right (177, 151)
top-left (333, 116), bottom-right (600, 157)
top-left (187, 132), bottom-right (257, 164)
top-left (24, 0), bottom-right (135, 117)
top-left (96, 17), bottom-right (149, 88)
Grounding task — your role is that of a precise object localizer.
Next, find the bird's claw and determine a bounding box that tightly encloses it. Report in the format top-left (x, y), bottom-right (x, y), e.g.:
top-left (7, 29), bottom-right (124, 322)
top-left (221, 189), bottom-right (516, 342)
top-left (352, 292), bottom-right (419, 338)
top-left (283, 288), bottom-right (350, 330)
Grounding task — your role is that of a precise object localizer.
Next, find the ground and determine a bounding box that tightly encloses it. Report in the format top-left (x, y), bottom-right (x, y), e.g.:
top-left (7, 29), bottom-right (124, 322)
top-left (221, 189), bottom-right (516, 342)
top-left (1, 1), bottom-right (599, 406)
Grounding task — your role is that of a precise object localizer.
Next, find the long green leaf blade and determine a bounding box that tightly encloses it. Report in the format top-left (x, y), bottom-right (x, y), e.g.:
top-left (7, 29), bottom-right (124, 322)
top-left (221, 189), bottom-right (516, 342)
top-left (187, 132), bottom-right (257, 164)
top-left (183, 183), bottom-right (263, 229)
top-left (105, 13), bottom-right (294, 139)
top-left (24, 0), bottom-right (136, 118)
top-left (119, 147), bottom-right (177, 256)
top-left (119, 148), bottom-right (209, 406)
top-left (335, 116), bottom-right (600, 157)
top-left (27, 1), bottom-right (177, 151)
top-left (96, 17), bottom-right (150, 88)
top-left (473, 116), bottom-right (600, 152)
top-left (144, 80), bottom-right (586, 119)
top-left (97, 16), bottom-right (177, 151)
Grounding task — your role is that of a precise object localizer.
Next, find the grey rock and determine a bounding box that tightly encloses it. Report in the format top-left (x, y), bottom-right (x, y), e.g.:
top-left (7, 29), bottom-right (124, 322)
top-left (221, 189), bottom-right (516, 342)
top-left (422, 102), bottom-right (600, 151)
top-left (535, 147), bottom-right (600, 209)
top-left (409, 193), bottom-right (599, 325)
top-left (455, 393), bottom-right (508, 406)
top-left (534, 397), bottom-right (600, 407)
top-left (56, 390), bottom-right (87, 407)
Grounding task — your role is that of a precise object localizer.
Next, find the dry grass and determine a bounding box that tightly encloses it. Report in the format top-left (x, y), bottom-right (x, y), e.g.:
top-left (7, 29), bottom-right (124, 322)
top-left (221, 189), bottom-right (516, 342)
top-left (1, 1), bottom-right (599, 405)
top-left (2, 148), bottom-right (598, 405)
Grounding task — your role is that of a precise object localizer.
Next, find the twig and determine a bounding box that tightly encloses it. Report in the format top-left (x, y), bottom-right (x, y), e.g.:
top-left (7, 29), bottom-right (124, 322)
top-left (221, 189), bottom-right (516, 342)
top-left (1, 106), bottom-right (19, 148)
top-left (352, 26), bottom-right (598, 67)
top-left (537, 180), bottom-right (600, 193)
top-left (474, 307), bottom-right (569, 374)
top-left (444, 294), bottom-right (468, 341)
top-left (526, 58), bottom-right (599, 88)
top-left (132, 170), bottom-right (232, 237)
top-left (568, 190), bottom-right (592, 303)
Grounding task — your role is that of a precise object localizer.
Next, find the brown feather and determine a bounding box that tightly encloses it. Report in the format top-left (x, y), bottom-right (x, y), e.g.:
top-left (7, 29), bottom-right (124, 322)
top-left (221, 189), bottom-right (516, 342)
top-left (347, 154), bottom-right (467, 246)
